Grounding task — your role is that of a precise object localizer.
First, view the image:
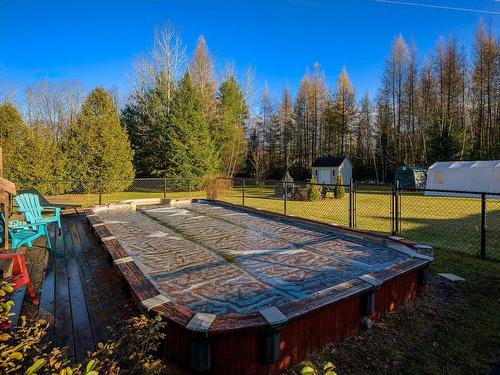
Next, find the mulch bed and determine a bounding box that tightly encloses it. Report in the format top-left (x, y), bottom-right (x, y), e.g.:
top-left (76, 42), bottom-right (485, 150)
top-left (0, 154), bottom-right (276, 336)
top-left (286, 273), bottom-right (463, 374)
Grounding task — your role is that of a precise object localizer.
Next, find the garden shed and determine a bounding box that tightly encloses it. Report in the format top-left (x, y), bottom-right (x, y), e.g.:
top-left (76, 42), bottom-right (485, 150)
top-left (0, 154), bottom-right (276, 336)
top-left (394, 165), bottom-right (428, 189)
top-left (312, 156), bottom-right (352, 185)
top-left (425, 160), bottom-right (500, 196)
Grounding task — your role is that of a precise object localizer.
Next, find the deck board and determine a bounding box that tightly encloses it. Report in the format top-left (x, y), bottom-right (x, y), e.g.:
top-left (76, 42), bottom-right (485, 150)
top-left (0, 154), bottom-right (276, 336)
top-left (64, 223), bottom-right (94, 362)
top-left (55, 222), bottom-right (74, 361)
top-left (19, 214), bottom-right (137, 359)
top-left (69, 223), bottom-right (105, 345)
top-left (36, 226), bottom-right (56, 335)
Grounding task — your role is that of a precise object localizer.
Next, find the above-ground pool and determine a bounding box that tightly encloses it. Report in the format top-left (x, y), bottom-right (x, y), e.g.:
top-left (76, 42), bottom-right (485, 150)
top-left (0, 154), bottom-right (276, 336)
top-left (86, 199), bottom-right (432, 374)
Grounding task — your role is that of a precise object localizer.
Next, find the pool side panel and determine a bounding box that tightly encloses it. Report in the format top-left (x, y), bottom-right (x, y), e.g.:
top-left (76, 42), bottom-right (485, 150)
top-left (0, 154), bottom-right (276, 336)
top-left (85, 203), bottom-right (431, 374)
top-left (207, 267), bottom-right (424, 374)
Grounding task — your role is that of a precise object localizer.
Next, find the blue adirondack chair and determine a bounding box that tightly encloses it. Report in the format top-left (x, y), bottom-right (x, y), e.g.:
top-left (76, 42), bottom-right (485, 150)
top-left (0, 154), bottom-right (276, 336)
top-left (0, 214), bottom-right (50, 249)
top-left (15, 192), bottom-right (62, 236)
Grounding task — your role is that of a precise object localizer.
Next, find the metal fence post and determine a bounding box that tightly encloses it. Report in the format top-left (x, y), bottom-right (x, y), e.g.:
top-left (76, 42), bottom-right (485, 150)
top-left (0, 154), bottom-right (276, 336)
top-left (394, 181), bottom-right (400, 235)
top-left (242, 179), bottom-right (245, 207)
top-left (98, 179), bottom-right (103, 206)
top-left (391, 182), bottom-right (397, 236)
top-left (163, 178), bottom-right (167, 198)
top-left (480, 193), bottom-right (486, 259)
top-left (348, 178), bottom-right (355, 228)
top-left (394, 181), bottom-right (401, 235)
top-left (284, 181), bottom-right (287, 216)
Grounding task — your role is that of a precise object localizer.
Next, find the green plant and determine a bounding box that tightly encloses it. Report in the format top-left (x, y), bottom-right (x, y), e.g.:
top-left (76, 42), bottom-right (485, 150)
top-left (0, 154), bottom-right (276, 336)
top-left (300, 360), bottom-right (338, 375)
top-left (307, 176), bottom-right (321, 201)
top-left (333, 174), bottom-right (345, 199)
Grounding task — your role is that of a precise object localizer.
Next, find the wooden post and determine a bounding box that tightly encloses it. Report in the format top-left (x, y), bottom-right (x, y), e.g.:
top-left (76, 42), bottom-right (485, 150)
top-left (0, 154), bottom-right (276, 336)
top-left (1, 147), bottom-right (7, 250)
top-left (0, 148), bottom-right (17, 250)
top-left (3, 193), bottom-right (7, 250)
top-left (0, 147), bottom-right (3, 178)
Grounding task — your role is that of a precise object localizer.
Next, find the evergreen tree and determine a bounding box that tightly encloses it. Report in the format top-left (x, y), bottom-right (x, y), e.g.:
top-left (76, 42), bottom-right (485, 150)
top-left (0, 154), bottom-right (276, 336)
top-left (0, 103), bottom-right (66, 193)
top-left (23, 128), bottom-right (67, 194)
top-left (0, 103), bottom-right (32, 182)
top-left (164, 71), bottom-right (219, 182)
top-left (215, 76), bottom-right (249, 178)
top-left (334, 174), bottom-right (345, 199)
top-left (122, 86), bottom-right (171, 177)
top-left (62, 88), bottom-right (135, 192)
top-left (307, 176), bottom-right (321, 201)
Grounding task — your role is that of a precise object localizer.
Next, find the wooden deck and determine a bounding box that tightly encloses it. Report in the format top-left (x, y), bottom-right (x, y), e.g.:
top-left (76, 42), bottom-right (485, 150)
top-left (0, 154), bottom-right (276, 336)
top-left (20, 214), bottom-right (137, 363)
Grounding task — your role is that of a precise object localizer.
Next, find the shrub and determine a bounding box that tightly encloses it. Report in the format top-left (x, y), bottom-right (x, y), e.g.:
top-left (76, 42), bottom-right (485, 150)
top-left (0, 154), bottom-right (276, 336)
top-left (307, 177), bottom-right (321, 201)
top-left (205, 175), bottom-right (231, 200)
top-left (292, 186), bottom-right (308, 201)
top-left (321, 185), bottom-right (328, 199)
top-left (300, 360), bottom-right (337, 375)
top-left (334, 174), bottom-right (345, 199)
top-left (0, 281), bottom-right (166, 375)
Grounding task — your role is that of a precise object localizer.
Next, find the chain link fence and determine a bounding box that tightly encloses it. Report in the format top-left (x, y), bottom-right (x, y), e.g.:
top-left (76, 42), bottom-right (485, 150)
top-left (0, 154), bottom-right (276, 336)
top-left (13, 177), bottom-right (500, 260)
top-left (16, 178), bottom-right (206, 209)
top-left (353, 183), bottom-right (393, 234)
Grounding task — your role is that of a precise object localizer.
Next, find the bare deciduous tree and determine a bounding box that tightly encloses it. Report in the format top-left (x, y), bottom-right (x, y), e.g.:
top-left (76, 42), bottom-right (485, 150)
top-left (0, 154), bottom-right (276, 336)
top-left (24, 79), bottom-right (85, 139)
top-left (0, 80), bottom-right (17, 104)
top-left (132, 22), bottom-right (186, 114)
top-left (250, 146), bottom-right (269, 186)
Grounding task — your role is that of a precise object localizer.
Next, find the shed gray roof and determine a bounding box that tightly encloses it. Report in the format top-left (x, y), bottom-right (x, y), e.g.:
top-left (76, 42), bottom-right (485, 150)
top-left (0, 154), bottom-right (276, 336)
top-left (396, 165), bottom-right (428, 172)
top-left (312, 156), bottom-right (347, 167)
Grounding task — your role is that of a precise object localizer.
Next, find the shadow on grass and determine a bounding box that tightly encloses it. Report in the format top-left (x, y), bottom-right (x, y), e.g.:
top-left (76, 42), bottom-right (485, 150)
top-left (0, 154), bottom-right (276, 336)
top-left (400, 208), bottom-right (500, 261)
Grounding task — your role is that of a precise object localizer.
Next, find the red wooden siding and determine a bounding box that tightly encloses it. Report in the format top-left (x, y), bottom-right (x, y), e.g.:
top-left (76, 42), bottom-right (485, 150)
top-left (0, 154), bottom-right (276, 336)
top-left (372, 269), bottom-right (419, 321)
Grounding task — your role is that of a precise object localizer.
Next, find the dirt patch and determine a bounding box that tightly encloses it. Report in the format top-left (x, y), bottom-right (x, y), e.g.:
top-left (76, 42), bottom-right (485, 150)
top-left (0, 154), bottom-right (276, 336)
top-left (286, 273), bottom-right (464, 374)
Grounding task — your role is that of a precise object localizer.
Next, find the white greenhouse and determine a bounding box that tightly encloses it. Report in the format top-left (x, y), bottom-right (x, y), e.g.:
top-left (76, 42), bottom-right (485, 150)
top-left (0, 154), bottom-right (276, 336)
top-left (425, 160), bottom-right (500, 197)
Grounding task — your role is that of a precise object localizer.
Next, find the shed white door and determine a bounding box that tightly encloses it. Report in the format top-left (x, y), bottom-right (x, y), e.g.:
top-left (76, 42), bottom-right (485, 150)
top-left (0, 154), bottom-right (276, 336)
top-left (318, 169), bottom-right (330, 185)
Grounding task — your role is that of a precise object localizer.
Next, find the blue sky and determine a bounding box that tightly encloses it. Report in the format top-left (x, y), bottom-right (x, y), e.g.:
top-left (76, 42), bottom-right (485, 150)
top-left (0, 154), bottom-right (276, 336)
top-left (0, 0), bottom-right (499, 107)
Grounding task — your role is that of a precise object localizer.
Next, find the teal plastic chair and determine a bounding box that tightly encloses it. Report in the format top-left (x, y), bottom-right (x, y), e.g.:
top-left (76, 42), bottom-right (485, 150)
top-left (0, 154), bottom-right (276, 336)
top-left (0, 214), bottom-right (50, 249)
top-left (15, 193), bottom-right (62, 235)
